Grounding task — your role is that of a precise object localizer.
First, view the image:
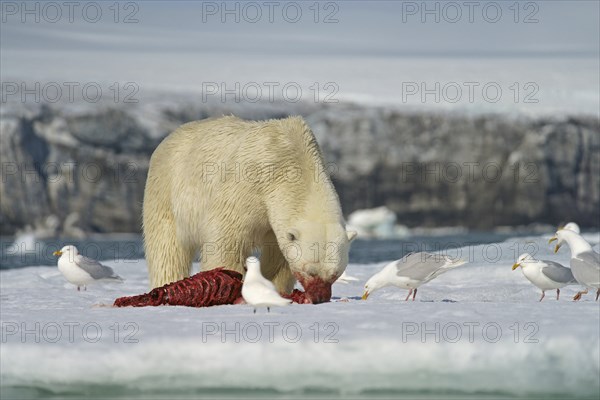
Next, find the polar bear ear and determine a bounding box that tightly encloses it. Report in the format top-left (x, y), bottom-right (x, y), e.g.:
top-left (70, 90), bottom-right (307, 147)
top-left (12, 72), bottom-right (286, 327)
top-left (287, 229), bottom-right (300, 242)
top-left (347, 230), bottom-right (358, 242)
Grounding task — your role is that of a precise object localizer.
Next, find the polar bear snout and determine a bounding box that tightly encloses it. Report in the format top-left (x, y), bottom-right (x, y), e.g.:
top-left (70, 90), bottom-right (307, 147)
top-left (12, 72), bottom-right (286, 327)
top-left (293, 272), bottom-right (334, 304)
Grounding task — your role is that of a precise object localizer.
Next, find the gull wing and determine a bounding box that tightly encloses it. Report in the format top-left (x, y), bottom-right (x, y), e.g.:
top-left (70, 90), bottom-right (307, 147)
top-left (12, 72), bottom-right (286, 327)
top-left (243, 281), bottom-right (290, 304)
top-left (395, 252), bottom-right (450, 281)
top-left (540, 261), bottom-right (576, 284)
top-left (579, 251), bottom-right (600, 266)
top-left (75, 255), bottom-right (121, 280)
top-left (571, 251), bottom-right (600, 286)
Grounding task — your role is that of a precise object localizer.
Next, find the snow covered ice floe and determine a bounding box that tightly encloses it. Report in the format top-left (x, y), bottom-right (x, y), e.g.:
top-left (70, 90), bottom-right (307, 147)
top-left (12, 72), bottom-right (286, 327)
top-left (1, 234), bottom-right (598, 398)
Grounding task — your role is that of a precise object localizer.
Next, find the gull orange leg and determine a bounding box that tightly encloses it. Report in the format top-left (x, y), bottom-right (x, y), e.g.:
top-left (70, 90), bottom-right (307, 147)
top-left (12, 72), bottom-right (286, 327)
top-left (573, 288), bottom-right (589, 301)
top-left (412, 288), bottom-right (417, 301)
top-left (539, 291), bottom-right (545, 302)
top-left (405, 289), bottom-right (413, 301)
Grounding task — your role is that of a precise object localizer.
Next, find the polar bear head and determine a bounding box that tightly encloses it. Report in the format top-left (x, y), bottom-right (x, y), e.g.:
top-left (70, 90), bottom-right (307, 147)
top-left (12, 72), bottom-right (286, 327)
top-left (278, 219), bottom-right (357, 303)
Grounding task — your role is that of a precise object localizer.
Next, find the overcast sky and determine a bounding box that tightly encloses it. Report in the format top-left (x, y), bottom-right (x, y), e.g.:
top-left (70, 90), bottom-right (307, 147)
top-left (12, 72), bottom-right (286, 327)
top-left (2, 1), bottom-right (599, 58)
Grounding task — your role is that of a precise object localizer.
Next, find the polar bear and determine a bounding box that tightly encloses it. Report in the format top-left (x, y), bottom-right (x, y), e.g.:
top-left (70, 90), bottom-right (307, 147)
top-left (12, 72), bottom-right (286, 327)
top-left (143, 116), bottom-right (356, 303)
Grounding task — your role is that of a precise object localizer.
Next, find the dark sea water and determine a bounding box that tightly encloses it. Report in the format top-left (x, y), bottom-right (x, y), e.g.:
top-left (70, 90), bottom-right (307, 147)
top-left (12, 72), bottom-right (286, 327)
top-left (0, 232), bottom-right (534, 270)
top-left (0, 387), bottom-right (542, 400)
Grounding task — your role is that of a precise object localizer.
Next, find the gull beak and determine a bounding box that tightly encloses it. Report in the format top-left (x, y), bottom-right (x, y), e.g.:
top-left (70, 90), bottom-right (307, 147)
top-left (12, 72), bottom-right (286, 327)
top-left (361, 291), bottom-right (369, 300)
top-left (549, 236), bottom-right (561, 253)
top-left (53, 250), bottom-right (62, 257)
top-left (512, 263), bottom-right (521, 271)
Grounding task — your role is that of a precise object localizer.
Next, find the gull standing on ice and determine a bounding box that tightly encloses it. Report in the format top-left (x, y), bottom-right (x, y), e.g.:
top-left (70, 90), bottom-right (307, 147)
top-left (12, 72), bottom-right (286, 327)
top-left (512, 253), bottom-right (576, 301)
top-left (53, 245), bottom-right (123, 291)
top-left (242, 256), bottom-right (292, 313)
top-left (550, 229), bottom-right (600, 301)
top-left (362, 252), bottom-right (466, 301)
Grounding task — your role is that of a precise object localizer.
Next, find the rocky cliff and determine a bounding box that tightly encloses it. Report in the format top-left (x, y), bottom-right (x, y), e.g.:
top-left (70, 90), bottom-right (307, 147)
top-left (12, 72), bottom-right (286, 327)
top-left (1, 97), bottom-right (598, 235)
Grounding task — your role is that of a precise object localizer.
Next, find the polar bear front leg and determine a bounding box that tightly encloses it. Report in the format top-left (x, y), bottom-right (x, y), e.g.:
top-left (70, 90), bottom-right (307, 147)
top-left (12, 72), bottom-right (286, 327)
top-left (260, 231), bottom-right (295, 295)
top-left (270, 261), bottom-right (295, 295)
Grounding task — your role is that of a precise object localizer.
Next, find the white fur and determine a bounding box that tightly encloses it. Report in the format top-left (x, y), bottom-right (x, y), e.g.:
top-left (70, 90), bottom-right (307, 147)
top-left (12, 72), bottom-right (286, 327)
top-left (143, 116), bottom-right (356, 292)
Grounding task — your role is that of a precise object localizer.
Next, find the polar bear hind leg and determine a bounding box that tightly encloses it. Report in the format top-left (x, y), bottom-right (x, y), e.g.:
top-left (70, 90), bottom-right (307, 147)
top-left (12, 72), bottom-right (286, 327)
top-left (143, 191), bottom-right (195, 288)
